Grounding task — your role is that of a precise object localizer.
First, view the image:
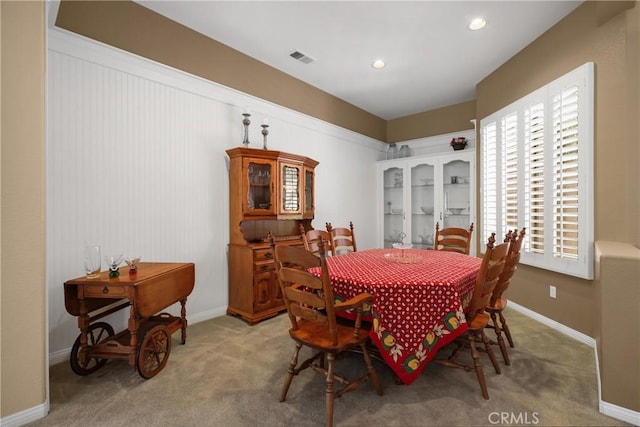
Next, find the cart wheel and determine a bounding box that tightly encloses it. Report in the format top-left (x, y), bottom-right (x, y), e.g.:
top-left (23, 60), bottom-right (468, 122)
top-left (137, 325), bottom-right (172, 379)
top-left (70, 322), bottom-right (115, 375)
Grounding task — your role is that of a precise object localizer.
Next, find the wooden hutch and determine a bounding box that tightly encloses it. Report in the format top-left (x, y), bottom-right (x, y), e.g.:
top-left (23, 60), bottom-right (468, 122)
top-left (226, 147), bottom-right (318, 324)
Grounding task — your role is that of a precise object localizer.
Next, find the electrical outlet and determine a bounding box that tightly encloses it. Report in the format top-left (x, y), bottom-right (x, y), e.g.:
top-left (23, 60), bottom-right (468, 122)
top-left (549, 285), bottom-right (557, 299)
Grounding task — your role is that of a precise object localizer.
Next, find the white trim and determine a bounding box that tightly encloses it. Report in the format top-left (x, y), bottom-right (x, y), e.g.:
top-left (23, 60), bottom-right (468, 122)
top-left (47, 28), bottom-right (383, 151)
top-left (508, 301), bottom-right (595, 346)
top-left (508, 301), bottom-right (640, 426)
top-left (599, 401), bottom-right (640, 426)
top-left (0, 402), bottom-right (48, 427)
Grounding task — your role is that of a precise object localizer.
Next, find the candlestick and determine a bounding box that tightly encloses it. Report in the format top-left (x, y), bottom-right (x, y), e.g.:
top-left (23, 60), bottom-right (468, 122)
top-left (242, 113), bottom-right (251, 147)
top-left (261, 124), bottom-right (269, 150)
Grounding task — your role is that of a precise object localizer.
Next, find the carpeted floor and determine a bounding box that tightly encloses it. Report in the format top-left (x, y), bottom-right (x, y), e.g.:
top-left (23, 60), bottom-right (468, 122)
top-left (29, 307), bottom-right (629, 426)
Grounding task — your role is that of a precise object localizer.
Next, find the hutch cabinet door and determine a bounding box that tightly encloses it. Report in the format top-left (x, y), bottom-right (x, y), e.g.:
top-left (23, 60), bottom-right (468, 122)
top-left (378, 160), bottom-right (407, 248)
top-left (243, 157), bottom-right (277, 216)
top-left (303, 165), bottom-right (315, 219)
top-left (408, 158), bottom-right (437, 249)
top-left (278, 162), bottom-right (303, 218)
top-left (440, 154), bottom-right (474, 234)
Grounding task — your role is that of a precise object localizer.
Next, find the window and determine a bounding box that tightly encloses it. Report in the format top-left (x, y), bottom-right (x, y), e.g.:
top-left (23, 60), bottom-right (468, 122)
top-left (480, 63), bottom-right (594, 279)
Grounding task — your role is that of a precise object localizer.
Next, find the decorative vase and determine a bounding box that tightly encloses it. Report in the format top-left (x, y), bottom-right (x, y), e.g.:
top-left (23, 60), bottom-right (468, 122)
top-left (451, 137), bottom-right (467, 151)
top-left (386, 143), bottom-right (398, 160)
top-left (399, 144), bottom-right (411, 158)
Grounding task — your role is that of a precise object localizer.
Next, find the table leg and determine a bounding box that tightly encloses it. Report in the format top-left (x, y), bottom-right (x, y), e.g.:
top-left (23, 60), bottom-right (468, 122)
top-left (180, 298), bottom-right (188, 344)
top-left (128, 303), bottom-right (138, 367)
top-left (77, 298), bottom-right (90, 367)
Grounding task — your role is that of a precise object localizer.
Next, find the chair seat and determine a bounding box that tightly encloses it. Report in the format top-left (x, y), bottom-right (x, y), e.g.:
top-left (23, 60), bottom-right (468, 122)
top-left (467, 311), bottom-right (491, 331)
top-left (290, 319), bottom-right (370, 352)
top-left (486, 297), bottom-right (508, 312)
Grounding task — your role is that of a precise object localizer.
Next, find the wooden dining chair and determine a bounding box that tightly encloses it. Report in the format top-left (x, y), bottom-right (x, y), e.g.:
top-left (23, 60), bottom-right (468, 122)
top-left (300, 224), bottom-right (334, 257)
top-left (434, 222), bottom-right (474, 255)
top-left (486, 227), bottom-right (527, 365)
top-left (436, 233), bottom-right (509, 400)
top-left (326, 221), bottom-right (357, 255)
top-left (274, 239), bottom-right (383, 427)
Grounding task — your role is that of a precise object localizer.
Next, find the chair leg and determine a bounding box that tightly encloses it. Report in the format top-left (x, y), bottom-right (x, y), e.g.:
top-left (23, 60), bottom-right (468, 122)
top-left (499, 312), bottom-right (514, 348)
top-left (490, 312), bottom-right (510, 366)
top-left (325, 353), bottom-right (336, 427)
top-left (480, 329), bottom-right (501, 375)
top-left (280, 343), bottom-right (302, 402)
top-left (468, 334), bottom-right (490, 400)
top-left (360, 343), bottom-right (383, 396)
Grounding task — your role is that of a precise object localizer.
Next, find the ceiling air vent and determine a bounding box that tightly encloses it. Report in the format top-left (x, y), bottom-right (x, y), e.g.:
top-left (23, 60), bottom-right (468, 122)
top-left (289, 50), bottom-right (316, 64)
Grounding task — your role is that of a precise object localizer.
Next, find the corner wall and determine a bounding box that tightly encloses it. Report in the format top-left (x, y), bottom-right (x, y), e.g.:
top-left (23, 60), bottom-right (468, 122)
top-left (0, 0), bottom-right (47, 419)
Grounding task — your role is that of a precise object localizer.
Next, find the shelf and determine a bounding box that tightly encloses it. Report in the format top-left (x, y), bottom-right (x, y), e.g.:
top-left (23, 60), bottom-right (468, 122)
top-left (384, 186), bottom-right (403, 190)
top-left (411, 213), bottom-right (433, 216)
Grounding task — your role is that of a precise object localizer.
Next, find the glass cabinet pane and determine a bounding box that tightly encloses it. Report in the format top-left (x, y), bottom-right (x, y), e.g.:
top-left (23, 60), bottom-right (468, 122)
top-left (304, 169), bottom-right (313, 212)
top-left (383, 166), bottom-right (404, 248)
top-left (442, 159), bottom-right (471, 229)
top-left (248, 162), bottom-right (272, 210)
top-left (281, 164), bottom-right (300, 212)
top-left (411, 162), bottom-right (435, 248)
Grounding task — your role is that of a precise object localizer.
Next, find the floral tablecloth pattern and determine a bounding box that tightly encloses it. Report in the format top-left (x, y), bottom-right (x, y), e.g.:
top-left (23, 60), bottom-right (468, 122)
top-left (310, 248), bottom-right (482, 385)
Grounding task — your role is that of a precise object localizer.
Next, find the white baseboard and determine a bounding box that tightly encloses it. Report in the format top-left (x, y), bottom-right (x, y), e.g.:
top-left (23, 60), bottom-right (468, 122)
top-left (0, 402), bottom-right (48, 427)
top-left (509, 301), bottom-right (640, 426)
top-left (599, 400), bottom-right (640, 426)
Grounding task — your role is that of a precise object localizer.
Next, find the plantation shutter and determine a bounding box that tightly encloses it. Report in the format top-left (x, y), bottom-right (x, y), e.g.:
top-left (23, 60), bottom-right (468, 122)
top-left (481, 122), bottom-right (498, 245)
top-left (502, 113), bottom-right (519, 236)
top-left (552, 85), bottom-right (580, 261)
top-left (479, 62), bottom-right (593, 279)
top-left (524, 103), bottom-right (545, 255)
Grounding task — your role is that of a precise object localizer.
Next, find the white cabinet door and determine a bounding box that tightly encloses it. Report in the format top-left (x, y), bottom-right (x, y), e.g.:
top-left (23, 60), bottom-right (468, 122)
top-left (408, 158), bottom-right (437, 249)
top-left (377, 160), bottom-right (407, 248)
top-left (377, 150), bottom-right (476, 254)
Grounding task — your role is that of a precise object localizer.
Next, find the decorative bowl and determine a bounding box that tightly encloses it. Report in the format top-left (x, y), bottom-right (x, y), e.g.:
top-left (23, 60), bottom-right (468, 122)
top-left (420, 206), bottom-right (433, 215)
top-left (421, 178), bottom-right (434, 186)
top-left (391, 208), bottom-right (403, 214)
top-left (449, 208), bottom-right (464, 215)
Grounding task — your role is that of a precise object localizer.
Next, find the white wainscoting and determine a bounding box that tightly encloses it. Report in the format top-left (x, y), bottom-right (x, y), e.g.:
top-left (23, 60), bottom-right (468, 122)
top-left (46, 28), bottom-right (384, 363)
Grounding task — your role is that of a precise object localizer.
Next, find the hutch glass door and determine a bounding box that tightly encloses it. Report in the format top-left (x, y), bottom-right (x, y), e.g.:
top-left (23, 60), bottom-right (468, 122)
top-left (441, 158), bottom-right (472, 229)
top-left (382, 165), bottom-right (405, 248)
top-left (246, 159), bottom-right (274, 215)
top-left (410, 161), bottom-right (436, 248)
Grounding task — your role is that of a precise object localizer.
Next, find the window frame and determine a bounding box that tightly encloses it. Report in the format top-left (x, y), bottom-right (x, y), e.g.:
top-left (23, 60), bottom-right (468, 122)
top-left (480, 62), bottom-right (594, 279)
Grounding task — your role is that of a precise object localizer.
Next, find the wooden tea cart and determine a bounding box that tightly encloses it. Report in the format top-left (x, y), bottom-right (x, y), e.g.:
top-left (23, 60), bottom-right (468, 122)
top-left (64, 262), bottom-right (195, 379)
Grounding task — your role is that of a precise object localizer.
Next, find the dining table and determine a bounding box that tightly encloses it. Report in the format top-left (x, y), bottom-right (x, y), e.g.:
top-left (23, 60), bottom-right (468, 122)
top-left (309, 248), bottom-right (482, 385)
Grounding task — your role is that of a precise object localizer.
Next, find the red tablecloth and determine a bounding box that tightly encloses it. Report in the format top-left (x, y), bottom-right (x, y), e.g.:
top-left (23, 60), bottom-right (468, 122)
top-left (310, 248), bottom-right (482, 385)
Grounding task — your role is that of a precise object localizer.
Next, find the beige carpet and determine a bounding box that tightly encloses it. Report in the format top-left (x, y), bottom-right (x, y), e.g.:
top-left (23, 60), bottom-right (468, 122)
top-left (29, 308), bottom-right (629, 426)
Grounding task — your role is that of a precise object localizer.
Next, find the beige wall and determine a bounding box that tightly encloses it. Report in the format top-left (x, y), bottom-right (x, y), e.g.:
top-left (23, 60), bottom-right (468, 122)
top-left (476, 1), bottom-right (639, 411)
top-left (0, 0), bottom-right (47, 418)
top-left (386, 100), bottom-right (476, 142)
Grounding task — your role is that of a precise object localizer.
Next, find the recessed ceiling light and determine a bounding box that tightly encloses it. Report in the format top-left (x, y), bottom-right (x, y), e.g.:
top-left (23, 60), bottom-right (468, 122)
top-left (372, 59), bottom-right (385, 69)
top-left (469, 18), bottom-right (486, 30)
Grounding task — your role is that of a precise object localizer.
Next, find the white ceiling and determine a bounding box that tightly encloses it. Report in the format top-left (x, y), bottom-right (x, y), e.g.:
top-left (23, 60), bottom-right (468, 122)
top-left (136, 1), bottom-right (582, 120)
